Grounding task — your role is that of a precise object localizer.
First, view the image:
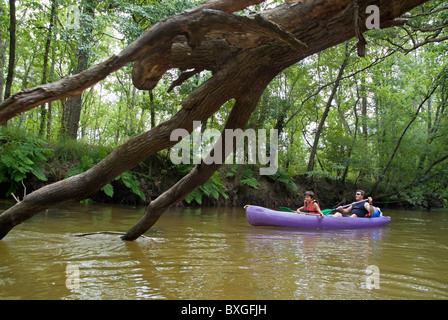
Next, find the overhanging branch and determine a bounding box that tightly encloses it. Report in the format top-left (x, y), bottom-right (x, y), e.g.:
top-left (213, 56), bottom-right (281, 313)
top-left (0, 0), bottom-right (266, 124)
top-left (188, 9), bottom-right (307, 51)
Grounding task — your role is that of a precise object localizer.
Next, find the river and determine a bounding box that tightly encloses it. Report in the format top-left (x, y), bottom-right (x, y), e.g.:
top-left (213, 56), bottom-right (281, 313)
top-left (0, 200), bottom-right (447, 300)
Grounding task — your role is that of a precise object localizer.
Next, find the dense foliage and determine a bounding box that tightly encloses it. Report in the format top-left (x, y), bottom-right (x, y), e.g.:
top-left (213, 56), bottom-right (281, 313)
top-left (0, 0), bottom-right (447, 207)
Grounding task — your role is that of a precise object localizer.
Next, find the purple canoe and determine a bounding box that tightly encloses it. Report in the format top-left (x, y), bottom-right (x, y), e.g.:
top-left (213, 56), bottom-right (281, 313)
top-left (245, 205), bottom-right (391, 229)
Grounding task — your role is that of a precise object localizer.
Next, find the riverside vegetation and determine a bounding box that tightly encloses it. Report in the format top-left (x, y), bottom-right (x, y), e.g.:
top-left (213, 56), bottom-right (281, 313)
top-left (0, 123), bottom-right (446, 211)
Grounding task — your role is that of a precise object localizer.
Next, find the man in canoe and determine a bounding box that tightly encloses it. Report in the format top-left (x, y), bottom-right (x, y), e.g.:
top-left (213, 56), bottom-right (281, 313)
top-left (334, 190), bottom-right (374, 218)
top-left (296, 191), bottom-right (325, 218)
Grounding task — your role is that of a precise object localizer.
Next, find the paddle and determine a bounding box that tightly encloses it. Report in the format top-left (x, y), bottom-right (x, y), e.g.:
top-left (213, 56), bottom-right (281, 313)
top-left (280, 199), bottom-right (368, 215)
top-left (321, 199), bottom-right (369, 215)
top-left (279, 206), bottom-right (295, 212)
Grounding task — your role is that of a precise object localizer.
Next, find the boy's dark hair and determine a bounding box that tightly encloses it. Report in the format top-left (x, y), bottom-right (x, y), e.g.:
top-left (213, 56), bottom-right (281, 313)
top-left (357, 190), bottom-right (366, 197)
top-left (304, 191), bottom-right (315, 198)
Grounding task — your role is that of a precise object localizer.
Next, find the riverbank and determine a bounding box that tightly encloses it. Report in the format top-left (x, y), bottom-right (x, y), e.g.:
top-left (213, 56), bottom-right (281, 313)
top-left (3, 154), bottom-right (441, 211)
top-left (0, 127), bottom-right (444, 210)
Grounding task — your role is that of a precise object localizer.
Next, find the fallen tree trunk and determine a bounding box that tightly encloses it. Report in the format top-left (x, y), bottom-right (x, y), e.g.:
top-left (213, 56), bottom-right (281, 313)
top-left (0, 0), bottom-right (429, 240)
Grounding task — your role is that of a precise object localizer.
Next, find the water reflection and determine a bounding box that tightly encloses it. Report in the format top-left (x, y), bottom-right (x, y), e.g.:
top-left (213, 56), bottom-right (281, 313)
top-left (131, 210), bottom-right (248, 299)
top-left (0, 202), bottom-right (447, 299)
top-left (242, 227), bottom-right (391, 299)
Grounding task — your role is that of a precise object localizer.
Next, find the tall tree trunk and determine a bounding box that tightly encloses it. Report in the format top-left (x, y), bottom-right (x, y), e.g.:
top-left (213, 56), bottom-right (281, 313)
top-left (0, 37), bottom-right (7, 104)
top-left (39, 0), bottom-right (57, 136)
top-left (307, 44), bottom-right (351, 172)
top-left (149, 90), bottom-right (155, 129)
top-left (3, 0), bottom-right (16, 102)
top-left (0, 0), bottom-right (431, 240)
top-left (60, 0), bottom-right (95, 139)
top-left (360, 74), bottom-right (368, 139)
top-left (46, 45), bottom-right (57, 138)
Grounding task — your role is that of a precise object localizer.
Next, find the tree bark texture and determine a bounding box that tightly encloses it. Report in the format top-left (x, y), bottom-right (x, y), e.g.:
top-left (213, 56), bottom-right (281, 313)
top-left (60, 0), bottom-right (96, 139)
top-left (0, 0), bottom-right (429, 240)
top-left (39, 0), bottom-right (58, 136)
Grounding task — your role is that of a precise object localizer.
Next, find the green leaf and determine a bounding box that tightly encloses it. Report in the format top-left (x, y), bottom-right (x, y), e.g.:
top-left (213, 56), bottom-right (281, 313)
top-left (32, 166), bottom-right (48, 181)
top-left (116, 171), bottom-right (146, 201)
top-left (240, 168), bottom-right (259, 189)
top-left (185, 189), bottom-right (203, 205)
top-left (101, 184), bottom-right (114, 197)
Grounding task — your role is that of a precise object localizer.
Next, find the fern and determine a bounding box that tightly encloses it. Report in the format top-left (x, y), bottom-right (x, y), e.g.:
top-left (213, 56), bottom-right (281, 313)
top-left (185, 189), bottom-right (204, 205)
top-left (0, 128), bottom-right (53, 195)
top-left (271, 169), bottom-right (298, 192)
top-left (185, 172), bottom-right (228, 205)
top-left (239, 168), bottom-right (260, 189)
top-left (115, 171), bottom-right (146, 201)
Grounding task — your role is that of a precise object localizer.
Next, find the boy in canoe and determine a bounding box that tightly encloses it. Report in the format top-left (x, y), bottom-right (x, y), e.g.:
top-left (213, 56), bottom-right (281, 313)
top-left (296, 191), bottom-right (325, 218)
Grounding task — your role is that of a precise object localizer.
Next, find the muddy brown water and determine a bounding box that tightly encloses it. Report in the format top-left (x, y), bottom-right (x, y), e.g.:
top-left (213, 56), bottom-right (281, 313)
top-left (1, 201), bottom-right (447, 300)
